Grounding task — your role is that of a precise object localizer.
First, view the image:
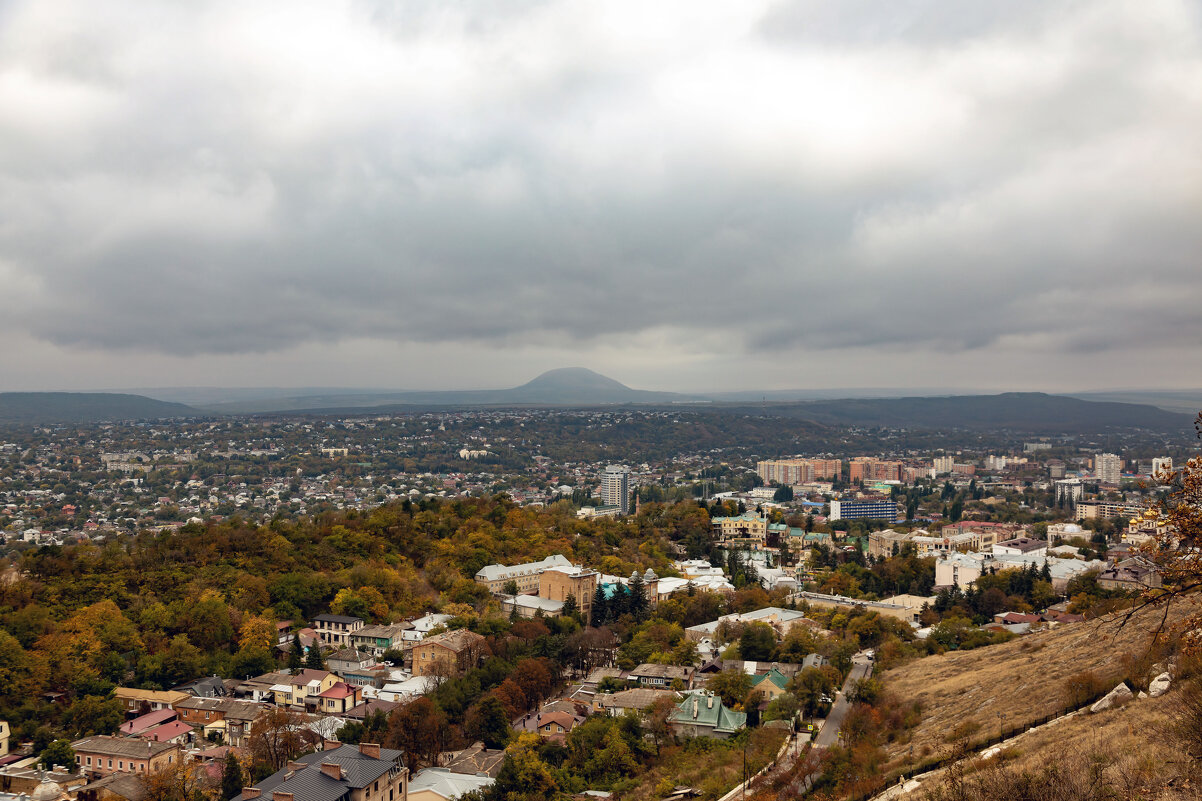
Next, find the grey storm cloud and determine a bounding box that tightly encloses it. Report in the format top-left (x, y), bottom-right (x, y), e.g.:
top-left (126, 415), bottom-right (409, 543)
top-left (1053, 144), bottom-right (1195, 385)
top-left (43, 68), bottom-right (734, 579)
top-left (0, 0), bottom-right (1199, 361)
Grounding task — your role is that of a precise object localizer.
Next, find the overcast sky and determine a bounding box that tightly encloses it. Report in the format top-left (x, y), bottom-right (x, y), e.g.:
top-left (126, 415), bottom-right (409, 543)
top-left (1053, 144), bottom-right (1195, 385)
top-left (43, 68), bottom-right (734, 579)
top-left (1, 0), bottom-right (1199, 394)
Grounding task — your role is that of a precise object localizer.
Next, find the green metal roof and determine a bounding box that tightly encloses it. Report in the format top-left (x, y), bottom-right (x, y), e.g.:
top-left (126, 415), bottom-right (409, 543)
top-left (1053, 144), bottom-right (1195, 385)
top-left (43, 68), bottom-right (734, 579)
top-left (668, 692), bottom-right (747, 734)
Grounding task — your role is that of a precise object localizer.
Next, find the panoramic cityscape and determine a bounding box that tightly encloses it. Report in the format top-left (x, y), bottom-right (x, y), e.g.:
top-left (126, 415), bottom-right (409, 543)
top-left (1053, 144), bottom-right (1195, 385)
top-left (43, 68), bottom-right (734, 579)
top-left (1, 2), bottom-right (1201, 801)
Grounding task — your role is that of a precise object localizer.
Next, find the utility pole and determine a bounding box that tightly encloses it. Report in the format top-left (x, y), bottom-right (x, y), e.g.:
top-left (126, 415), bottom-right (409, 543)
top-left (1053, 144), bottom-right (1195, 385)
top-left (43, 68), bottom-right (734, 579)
top-left (742, 739), bottom-right (748, 799)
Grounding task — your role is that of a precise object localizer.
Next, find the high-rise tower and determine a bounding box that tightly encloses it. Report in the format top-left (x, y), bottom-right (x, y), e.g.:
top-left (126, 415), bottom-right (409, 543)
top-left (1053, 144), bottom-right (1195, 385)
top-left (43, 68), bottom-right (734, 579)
top-left (601, 465), bottom-right (630, 514)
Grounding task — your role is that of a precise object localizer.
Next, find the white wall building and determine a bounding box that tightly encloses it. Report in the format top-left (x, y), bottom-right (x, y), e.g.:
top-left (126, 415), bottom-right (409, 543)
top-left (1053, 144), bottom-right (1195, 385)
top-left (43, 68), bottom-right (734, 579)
top-left (1095, 453), bottom-right (1122, 485)
top-left (601, 465), bottom-right (631, 514)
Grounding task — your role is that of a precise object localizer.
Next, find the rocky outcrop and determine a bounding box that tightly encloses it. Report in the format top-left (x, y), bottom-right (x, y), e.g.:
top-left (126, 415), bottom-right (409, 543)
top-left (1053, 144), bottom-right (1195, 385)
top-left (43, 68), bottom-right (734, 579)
top-left (1090, 682), bottom-right (1132, 713)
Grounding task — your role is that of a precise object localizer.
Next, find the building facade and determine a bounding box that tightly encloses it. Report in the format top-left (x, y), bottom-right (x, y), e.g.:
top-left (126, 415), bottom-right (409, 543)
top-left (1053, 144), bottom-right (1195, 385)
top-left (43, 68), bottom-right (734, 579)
top-left (412, 630), bottom-right (486, 678)
top-left (312, 615), bottom-right (365, 647)
top-left (72, 737), bottom-right (180, 780)
top-left (1095, 453), bottom-right (1122, 485)
top-left (538, 565), bottom-right (599, 623)
top-left (474, 554), bottom-right (574, 594)
top-left (601, 465), bottom-right (631, 514)
top-left (829, 497), bottom-right (903, 522)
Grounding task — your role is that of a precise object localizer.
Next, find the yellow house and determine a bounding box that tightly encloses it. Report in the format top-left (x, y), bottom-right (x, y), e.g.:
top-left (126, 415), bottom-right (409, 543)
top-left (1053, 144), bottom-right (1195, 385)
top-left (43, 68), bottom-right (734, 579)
top-left (267, 669), bottom-right (340, 710)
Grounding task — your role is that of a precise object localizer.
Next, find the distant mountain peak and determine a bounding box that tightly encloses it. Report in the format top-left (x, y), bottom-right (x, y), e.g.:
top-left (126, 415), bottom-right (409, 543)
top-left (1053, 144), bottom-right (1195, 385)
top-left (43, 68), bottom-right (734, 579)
top-left (518, 367), bottom-right (632, 392)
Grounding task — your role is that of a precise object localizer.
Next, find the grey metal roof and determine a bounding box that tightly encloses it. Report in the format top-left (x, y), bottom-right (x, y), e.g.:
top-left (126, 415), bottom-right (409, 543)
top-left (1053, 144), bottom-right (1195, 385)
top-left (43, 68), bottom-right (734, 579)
top-left (234, 745), bottom-right (406, 801)
top-left (241, 766), bottom-right (350, 801)
top-left (295, 745), bottom-right (405, 787)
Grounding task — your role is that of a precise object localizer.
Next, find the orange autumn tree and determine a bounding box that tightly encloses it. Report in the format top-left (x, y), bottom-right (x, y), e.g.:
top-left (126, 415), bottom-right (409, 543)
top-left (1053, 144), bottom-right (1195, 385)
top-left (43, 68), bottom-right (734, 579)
top-left (1136, 412), bottom-right (1202, 651)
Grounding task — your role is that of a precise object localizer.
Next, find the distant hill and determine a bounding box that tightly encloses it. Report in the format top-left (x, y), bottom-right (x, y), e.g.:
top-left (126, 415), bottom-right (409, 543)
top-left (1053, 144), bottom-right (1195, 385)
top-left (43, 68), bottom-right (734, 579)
top-left (0, 393), bottom-right (198, 424)
top-left (1065, 389), bottom-right (1202, 415)
top-left (198, 368), bottom-right (691, 413)
top-left (719, 392), bottom-right (1192, 433)
top-left (498, 367), bottom-right (685, 404)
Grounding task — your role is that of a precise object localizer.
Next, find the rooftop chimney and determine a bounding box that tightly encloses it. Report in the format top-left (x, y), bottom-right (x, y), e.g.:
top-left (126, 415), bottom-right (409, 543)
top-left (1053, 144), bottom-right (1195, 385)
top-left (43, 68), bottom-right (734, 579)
top-left (272, 793), bottom-right (294, 801)
top-left (320, 764), bottom-right (342, 781)
top-left (287, 762), bottom-right (306, 772)
top-left (359, 743), bottom-right (381, 759)
top-left (242, 789), bottom-right (261, 799)
top-left (323, 739), bottom-right (341, 752)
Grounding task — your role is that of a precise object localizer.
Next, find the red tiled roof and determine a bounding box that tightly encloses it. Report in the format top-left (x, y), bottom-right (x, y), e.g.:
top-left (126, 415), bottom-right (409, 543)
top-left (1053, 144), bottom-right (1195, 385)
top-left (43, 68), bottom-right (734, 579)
top-left (319, 682), bottom-right (358, 699)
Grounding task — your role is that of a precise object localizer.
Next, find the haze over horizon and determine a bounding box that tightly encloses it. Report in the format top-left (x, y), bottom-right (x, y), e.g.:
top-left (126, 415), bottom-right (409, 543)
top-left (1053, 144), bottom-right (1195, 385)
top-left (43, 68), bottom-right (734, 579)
top-left (1, 0), bottom-right (1199, 394)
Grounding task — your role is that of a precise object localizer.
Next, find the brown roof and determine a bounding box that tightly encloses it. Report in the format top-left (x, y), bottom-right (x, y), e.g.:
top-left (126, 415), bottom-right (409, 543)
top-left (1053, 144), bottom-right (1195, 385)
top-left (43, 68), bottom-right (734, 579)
top-left (441, 743), bottom-right (505, 778)
top-left (420, 629), bottom-right (485, 653)
top-left (174, 697), bottom-right (269, 721)
top-left (72, 736), bottom-right (180, 759)
top-left (598, 688), bottom-right (678, 710)
top-left (76, 773), bottom-right (148, 801)
top-left (631, 664), bottom-right (692, 679)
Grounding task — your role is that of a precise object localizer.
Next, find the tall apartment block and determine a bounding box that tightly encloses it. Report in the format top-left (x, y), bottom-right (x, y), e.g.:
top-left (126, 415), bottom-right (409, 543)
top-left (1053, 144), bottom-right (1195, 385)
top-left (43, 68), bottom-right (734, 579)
top-left (756, 458), bottom-right (842, 485)
top-left (1095, 453), bottom-right (1122, 485)
top-left (602, 465), bottom-right (631, 514)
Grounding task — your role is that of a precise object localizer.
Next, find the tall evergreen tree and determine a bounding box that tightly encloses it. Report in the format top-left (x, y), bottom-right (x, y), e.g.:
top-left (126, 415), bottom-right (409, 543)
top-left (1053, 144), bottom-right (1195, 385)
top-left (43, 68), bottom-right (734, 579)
top-left (628, 573), bottom-right (646, 619)
top-left (288, 633), bottom-right (304, 673)
top-left (221, 751), bottom-right (244, 800)
top-left (591, 584), bottom-right (608, 626)
top-left (609, 584), bottom-right (629, 619)
top-left (305, 644), bottom-right (324, 670)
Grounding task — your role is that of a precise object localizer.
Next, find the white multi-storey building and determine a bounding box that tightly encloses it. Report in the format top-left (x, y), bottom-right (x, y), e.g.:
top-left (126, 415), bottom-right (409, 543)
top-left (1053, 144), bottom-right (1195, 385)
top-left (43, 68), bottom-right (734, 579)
top-left (1095, 453), bottom-right (1122, 485)
top-left (601, 465), bottom-right (631, 514)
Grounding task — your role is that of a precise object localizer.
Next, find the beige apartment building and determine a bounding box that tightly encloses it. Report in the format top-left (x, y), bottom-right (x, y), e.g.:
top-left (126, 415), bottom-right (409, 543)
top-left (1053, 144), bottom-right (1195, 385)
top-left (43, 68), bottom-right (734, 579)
top-left (756, 458), bottom-right (841, 485)
top-left (538, 565), bottom-right (599, 623)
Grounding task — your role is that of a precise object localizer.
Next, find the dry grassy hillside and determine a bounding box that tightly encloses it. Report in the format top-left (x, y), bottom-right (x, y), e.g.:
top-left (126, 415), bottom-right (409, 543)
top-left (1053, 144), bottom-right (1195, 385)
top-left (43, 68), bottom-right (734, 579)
top-left (879, 600), bottom-right (1200, 774)
top-left (895, 687), bottom-right (1201, 800)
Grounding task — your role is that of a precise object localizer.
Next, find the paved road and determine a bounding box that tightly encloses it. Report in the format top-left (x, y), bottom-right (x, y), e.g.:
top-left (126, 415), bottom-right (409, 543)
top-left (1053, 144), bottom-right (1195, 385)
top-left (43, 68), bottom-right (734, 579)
top-left (787, 653), bottom-right (875, 794)
top-left (813, 657), bottom-right (873, 748)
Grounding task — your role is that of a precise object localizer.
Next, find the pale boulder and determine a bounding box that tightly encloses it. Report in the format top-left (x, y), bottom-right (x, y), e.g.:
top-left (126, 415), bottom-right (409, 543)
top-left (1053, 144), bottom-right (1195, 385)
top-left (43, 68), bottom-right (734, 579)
top-left (1148, 672), bottom-right (1172, 698)
top-left (1090, 682), bottom-right (1132, 713)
